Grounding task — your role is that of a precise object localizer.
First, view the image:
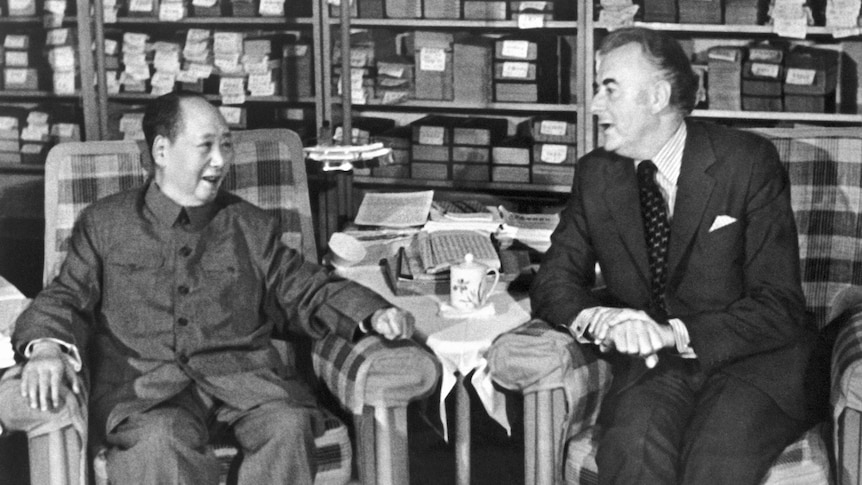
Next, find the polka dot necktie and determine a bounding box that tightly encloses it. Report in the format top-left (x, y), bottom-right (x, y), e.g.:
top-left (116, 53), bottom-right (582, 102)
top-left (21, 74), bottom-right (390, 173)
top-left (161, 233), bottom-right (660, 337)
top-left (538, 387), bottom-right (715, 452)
top-left (637, 160), bottom-right (670, 315)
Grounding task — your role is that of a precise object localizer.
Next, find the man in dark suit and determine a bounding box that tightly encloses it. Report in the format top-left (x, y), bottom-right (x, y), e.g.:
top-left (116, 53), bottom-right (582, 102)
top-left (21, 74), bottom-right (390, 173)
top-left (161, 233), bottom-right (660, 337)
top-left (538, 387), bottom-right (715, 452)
top-left (11, 92), bottom-right (415, 484)
top-left (530, 27), bottom-right (814, 484)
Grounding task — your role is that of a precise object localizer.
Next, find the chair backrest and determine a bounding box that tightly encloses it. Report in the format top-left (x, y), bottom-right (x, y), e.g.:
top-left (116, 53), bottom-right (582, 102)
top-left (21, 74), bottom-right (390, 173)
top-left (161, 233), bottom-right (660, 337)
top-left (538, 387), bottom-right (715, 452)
top-left (750, 127), bottom-right (862, 330)
top-left (43, 128), bottom-right (316, 285)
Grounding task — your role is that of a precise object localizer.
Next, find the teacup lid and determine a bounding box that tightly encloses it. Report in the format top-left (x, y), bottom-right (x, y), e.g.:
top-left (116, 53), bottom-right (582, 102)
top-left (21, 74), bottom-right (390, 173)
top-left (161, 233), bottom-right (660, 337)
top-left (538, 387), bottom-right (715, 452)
top-left (455, 253), bottom-right (482, 269)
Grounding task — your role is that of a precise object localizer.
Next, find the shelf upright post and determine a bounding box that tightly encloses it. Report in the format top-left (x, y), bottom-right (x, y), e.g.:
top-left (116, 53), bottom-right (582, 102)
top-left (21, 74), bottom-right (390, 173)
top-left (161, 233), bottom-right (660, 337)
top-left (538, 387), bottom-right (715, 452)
top-left (91, 0), bottom-right (109, 139)
top-left (576, 0), bottom-right (587, 160)
top-left (584, 0), bottom-right (597, 155)
top-left (337, 0), bottom-right (354, 224)
top-left (313, 0), bottom-right (332, 134)
top-left (74, 0), bottom-right (101, 140)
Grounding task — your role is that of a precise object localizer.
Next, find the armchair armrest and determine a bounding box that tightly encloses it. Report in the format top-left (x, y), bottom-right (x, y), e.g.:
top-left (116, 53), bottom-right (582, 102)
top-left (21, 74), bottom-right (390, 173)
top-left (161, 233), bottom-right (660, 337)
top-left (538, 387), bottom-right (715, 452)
top-left (312, 332), bottom-right (440, 413)
top-left (488, 318), bottom-right (613, 432)
top-left (312, 332), bottom-right (440, 485)
top-left (487, 319), bottom-right (613, 485)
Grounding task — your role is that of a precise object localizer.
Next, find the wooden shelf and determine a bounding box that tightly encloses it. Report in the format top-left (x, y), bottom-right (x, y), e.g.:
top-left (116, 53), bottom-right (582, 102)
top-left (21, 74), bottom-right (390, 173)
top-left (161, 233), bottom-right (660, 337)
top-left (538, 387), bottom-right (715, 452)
top-left (0, 91), bottom-right (81, 100)
top-left (593, 22), bottom-right (855, 38)
top-left (108, 93), bottom-right (315, 104)
top-left (335, 18), bottom-right (578, 30)
top-left (691, 110), bottom-right (862, 123)
top-left (340, 100), bottom-right (578, 113)
top-left (0, 163), bottom-right (44, 174)
top-left (351, 175), bottom-right (571, 194)
top-left (113, 16), bottom-right (313, 25)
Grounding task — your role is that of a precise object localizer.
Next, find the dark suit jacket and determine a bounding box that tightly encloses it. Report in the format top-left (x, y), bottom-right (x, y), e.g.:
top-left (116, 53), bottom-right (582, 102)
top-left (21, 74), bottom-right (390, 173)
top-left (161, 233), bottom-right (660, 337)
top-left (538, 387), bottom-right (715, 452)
top-left (531, 119), bottom-right (813, 420)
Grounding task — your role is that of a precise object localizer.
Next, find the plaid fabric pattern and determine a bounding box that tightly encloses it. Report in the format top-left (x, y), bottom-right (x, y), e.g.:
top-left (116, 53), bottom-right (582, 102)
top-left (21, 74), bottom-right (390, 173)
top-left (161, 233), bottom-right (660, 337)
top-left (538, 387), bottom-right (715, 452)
top-left (312, 330), bottom-right (438, 415)
top-left (751, 128), bottom-right (862, 331)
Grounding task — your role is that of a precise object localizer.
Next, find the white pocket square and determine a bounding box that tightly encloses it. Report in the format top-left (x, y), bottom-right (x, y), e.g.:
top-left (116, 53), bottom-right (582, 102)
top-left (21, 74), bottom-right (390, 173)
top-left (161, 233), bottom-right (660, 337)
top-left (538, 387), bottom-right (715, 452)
top-left (709, 215), bottom-right (737, 232)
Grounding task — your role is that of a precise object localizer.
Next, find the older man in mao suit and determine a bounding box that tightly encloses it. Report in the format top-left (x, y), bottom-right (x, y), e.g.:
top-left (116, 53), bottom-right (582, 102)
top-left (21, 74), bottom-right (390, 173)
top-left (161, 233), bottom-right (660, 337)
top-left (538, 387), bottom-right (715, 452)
top-left (530, 28), bottom-right (815, 485)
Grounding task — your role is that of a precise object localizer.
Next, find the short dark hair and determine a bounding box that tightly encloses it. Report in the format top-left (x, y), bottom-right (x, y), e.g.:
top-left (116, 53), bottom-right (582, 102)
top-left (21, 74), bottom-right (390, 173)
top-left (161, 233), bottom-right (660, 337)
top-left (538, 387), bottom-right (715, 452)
top-left (598, 27), bottom-right (698, 114)
top-left (142, 91), bottom-right (209, 154)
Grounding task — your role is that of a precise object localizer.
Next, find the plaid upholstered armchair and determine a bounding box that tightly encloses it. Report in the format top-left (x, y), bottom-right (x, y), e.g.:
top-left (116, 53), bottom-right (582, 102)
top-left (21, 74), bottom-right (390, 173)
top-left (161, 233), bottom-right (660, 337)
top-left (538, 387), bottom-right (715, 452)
top-left (10, 128), bottom-right (439, 485)
top-left (488, 127), bottom-right (862, 485)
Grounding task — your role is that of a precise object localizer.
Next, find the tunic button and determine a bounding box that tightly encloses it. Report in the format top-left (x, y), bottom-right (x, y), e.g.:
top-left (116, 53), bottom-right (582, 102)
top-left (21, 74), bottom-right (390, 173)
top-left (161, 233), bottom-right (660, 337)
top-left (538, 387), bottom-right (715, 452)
top-left (178, 354), bottom-right (189, 364)
top-left (177, 318), bottom-right (189, 326)
top-left (178, 285), bottom-right (189, 295)
top-left (179, 246), bottom-right (192, 257)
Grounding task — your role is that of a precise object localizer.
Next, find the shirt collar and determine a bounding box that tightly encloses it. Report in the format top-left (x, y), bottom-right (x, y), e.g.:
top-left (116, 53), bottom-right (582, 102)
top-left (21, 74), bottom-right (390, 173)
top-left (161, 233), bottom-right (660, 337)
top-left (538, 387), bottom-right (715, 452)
top-left (145, 182), bottom-right (219, 229)
top-left (642, 121), bottom-right (686, 186)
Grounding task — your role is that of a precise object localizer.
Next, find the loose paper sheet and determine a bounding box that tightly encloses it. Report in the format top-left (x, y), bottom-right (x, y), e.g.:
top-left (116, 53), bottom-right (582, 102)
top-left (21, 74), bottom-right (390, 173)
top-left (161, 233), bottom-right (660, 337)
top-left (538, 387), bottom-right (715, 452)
top-left (354, 191), bottom-right (434, 228)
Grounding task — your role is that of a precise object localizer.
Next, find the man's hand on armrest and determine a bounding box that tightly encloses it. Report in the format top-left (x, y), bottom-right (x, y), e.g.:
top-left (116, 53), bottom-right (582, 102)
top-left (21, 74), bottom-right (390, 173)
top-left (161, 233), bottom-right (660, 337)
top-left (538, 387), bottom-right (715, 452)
top-left (361, 307), bottom-right (415, 340)
top-left (20, 341), bottom-right (81, 412)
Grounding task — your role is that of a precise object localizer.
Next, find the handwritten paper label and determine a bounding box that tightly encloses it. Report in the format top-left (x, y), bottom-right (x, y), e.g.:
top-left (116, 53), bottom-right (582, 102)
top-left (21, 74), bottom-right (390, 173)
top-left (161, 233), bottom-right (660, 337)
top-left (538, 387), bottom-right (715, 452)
top-left (5, 51), bottom-right (28, 67)
top-left (517, 1), bottom-right (548, 11)
top-left (259, 0), bottom-right (283, 15)
top-left (750, 63), bottom-right (780, 78)
top-left (4, 35), bottom-right (27, 50)
top-left (154, 50), bottom-right (181, 73)
top-left (0, 118), bottom-right (17, 130)
top-left (214, 32), bottom-right (243, 54)
top-left (5, 69), bottom-right (28, 85)
top-left (49, 47), bottom-right (76, 70)
top-left (382, 91), bottom-right (407, 104)
top-left (378, 64), bottom-right (405, 78)
top-left (785, 68), bottom-right (816, 85)
top-left (247, 73), bottom-right (272, 92)
top-left (103, 6), bottom-right (118, 23)
top-left (125, 64), bottom-right (151, 81)
top-left (773, 16), bottom-right (808, 39)
top-left (502, 61), bottom-right (530, 78)
top-left (46, 28), bottom-right (69, 46)
top-left (186, 29), bottom-right (211, 43)
top-left (219, 76), bottom-right (245, 94)
top-left (541, 144), bottom-right (569, 164)
top-left (350, 50), bottom-right (369, 67)
top-left (53, 71), bottom-right (76, 94)
top-left (128, 0), bottom-right (153, 12)
top-left (44, 0), bottom-right (66, 14)
top-left (518, 12), bottom-right (545, 29)
top-left (188, 62), bottom-right (214, 79)
top-left (419, 126), bottom-right (445, 145)
top-left (540, 120), bottom-right (568, 136)
top-left (501, 40), bottom-right (530, 59)
top-left (123, 32), bottom-right (149, 49)
top-left (420, 48), bottom-right (446, 72)
top-left (27, 112), bottom-right (49, 124)
top-left (219, 106), bottom-right (243, 124)
top-left (159, 2), bottom-right (185, 21)
top-left (221, 93), bottom-right (246, 105)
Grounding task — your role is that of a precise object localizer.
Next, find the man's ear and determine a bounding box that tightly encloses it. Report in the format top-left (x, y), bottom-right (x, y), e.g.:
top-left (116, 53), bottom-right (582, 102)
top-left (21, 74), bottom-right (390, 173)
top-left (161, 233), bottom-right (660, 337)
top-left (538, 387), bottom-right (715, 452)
top-left (651, 79), bottom-right (672, 114)
top-left (152, 135), bottom-right (168, 168)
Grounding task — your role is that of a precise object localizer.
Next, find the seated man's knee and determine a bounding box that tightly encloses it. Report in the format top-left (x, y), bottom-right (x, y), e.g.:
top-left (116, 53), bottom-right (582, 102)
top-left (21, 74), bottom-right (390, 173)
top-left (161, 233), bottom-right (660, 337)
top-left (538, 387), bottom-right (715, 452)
top-left (0, 378), bottom-right (75, 434)
top-left (236, 403), bottom-right (315, 449)
top-left (108, 409), bottom-right (208, 452)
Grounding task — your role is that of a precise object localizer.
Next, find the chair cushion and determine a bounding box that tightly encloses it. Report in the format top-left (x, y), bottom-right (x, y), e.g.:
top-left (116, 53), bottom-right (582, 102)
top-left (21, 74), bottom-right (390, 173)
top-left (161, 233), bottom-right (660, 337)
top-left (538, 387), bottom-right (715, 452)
top-left (92, 408), bottom-right (351, 485)
top-left (562, 423), bottom-right (832, 485)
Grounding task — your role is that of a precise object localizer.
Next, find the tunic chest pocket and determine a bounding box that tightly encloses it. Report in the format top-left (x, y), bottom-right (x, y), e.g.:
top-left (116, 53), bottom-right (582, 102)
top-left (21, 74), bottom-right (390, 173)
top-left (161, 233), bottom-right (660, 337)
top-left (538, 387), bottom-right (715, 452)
top-left (104, 252), bottom-right (165, 304)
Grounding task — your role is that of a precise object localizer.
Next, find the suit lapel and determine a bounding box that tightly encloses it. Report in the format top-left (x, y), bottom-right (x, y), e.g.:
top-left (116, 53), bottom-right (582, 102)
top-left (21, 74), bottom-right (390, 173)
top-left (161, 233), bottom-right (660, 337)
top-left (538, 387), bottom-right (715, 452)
top-left (667, 121), bottom-right (717, 281)
top-left (602, 152), bottom-right (650, 285)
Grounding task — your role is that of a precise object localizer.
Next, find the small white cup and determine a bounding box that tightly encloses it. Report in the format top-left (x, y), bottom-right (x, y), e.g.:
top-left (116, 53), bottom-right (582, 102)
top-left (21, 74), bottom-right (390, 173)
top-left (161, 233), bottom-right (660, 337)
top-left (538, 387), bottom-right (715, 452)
top-left (449, 253), bottom-right (499, 311)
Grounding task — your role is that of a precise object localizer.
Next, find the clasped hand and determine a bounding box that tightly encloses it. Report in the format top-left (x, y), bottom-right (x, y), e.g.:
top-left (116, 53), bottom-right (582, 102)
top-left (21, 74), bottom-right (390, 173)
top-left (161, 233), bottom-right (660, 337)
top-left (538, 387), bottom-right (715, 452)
top-left (20, 342), bottom-right (81, 412)
top-left (577, 306), bottom-right (675, 367)
top-left (369, 307), bottom-right (415, 340)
